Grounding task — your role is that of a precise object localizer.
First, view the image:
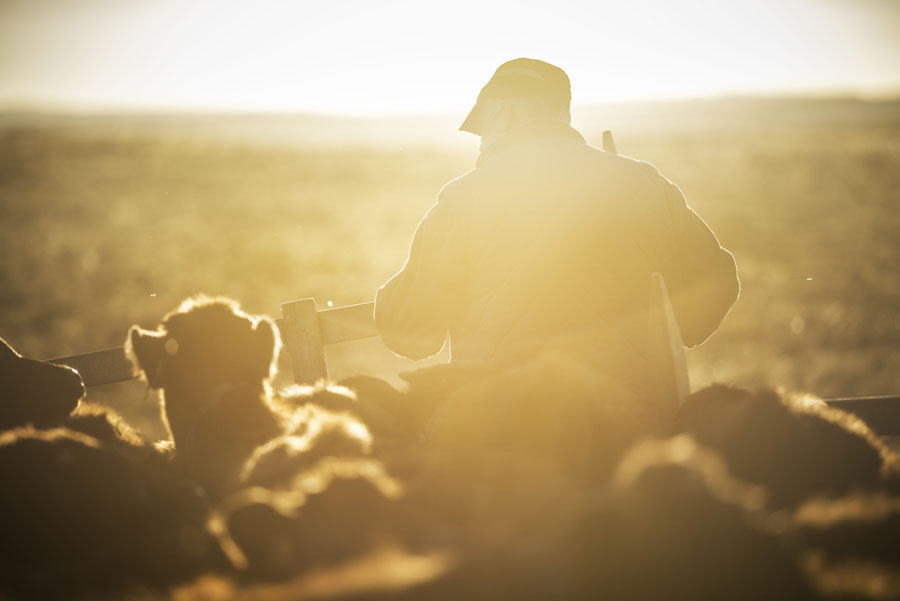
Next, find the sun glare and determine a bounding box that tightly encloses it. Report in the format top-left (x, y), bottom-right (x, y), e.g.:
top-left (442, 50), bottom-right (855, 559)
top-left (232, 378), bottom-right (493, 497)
top-left (0, 0), bottom-right (897, 114)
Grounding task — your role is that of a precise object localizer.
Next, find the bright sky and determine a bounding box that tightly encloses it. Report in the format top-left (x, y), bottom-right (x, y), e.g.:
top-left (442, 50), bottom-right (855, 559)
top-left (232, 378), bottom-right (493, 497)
top-left (1, 0), bottom-right (898, 115)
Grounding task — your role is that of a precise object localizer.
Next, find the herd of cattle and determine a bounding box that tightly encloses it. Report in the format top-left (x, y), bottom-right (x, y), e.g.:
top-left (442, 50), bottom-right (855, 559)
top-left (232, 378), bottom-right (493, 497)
top-left (2, 295), bottom-right (900, 600)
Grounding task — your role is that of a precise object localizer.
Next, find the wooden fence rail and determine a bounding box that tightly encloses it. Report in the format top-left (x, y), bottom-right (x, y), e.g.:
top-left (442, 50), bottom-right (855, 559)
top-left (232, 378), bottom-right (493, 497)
top-left (45, 277), bottom-right (900, 435)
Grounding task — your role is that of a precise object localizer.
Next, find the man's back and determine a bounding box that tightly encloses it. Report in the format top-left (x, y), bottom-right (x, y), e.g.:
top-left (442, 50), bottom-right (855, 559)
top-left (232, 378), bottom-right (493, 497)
top-left (376, 124), bottom-right (739, 381)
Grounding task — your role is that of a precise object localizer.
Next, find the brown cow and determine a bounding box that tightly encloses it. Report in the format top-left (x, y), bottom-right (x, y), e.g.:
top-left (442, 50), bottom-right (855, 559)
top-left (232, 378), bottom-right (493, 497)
top-left (0, 336), bottom-right (84, 431)
top-left (126, 295), bottom-right (286, 498)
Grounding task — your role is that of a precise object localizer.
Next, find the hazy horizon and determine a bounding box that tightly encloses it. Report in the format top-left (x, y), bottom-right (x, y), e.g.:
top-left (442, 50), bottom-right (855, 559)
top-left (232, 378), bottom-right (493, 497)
top-left (2, 88), bottom-right (900, 118)
top-left (2, 0), bottom-right (899, 116)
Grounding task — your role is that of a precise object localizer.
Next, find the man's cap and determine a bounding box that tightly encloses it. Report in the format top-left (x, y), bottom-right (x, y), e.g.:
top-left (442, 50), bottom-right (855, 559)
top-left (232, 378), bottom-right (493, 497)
top-left (459, 58), bottom-right (571, 135)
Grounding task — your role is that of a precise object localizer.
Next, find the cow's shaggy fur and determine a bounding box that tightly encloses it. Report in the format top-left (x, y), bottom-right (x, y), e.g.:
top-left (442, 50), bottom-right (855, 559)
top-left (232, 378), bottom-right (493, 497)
top-left (550, 435), bottom-right (818, 601)
top-left (61, 400), bottom-right (161, 462)
top-left (278, 381), bottom-right (408, 454)
top-left (240, 401), bottom-right (375, 489)
top-left (126, 296), bottom-right (287, 497)
top-left (423, 353), bottom-right (659, 482)
top-left (311, 436), bottom-right (817, 601)
top-left (20, 291), bottom-right (898, 600)
top-left (212, 458), bottom-right (409, 582)
top-left (787, 493), bottom-right (900, 598)
top-left (335, 354), bottom-right (660, 486)
top-left (211, 385), bottom-right (420, 581)
top-left (674, 385), bottom-right (898, 510)
top-left (0, 336), bottom-right (84, 431)
top-left (0, 426), bottom-right (229, 600)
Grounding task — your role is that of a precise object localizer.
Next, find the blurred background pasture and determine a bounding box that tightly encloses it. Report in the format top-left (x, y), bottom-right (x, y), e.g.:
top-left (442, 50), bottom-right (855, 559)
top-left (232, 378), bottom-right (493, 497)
top-left (2, 101), bottom-right (899, 440)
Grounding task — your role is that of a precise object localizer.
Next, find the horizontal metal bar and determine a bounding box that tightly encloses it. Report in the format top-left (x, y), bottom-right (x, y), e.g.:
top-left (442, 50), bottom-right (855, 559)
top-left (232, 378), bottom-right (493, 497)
top-left (43, 301), bottom-right (377, 388)
top-left (47, 347), bottom-right (136, 387)
top-left (826, 396), bottom-right (900, 404)
top-left (825, 396), bottom-right (900, 436)
top-left (317, 301), bottom-right (376, 345)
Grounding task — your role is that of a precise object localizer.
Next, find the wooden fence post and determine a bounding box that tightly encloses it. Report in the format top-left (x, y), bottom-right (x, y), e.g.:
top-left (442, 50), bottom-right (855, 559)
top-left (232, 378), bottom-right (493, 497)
top-left (280, 298), bottom-right (328, 384)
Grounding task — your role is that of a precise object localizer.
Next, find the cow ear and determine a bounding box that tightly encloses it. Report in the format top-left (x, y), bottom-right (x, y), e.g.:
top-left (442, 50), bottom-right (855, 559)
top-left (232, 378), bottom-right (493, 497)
top-left (126, 326), bottom-right (166, 388)
top-left (251, 318), bottom-right (280, 380)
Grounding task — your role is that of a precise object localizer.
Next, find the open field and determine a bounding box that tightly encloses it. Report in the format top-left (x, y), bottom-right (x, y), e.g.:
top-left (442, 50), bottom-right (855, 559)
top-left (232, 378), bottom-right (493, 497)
top-left (1, 100), bottom-right (899, 439)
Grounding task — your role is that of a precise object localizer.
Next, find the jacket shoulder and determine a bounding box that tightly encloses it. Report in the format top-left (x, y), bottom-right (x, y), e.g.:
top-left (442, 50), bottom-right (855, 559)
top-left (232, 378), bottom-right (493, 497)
top-left (583, 143), bottom-right (665, 181)
top-left (437, 169), bottom-right (478, 204)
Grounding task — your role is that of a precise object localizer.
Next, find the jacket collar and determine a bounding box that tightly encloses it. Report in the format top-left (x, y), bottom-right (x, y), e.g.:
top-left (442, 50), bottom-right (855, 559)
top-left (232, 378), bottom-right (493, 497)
top-left (476, 121), bottom-right (586, 167)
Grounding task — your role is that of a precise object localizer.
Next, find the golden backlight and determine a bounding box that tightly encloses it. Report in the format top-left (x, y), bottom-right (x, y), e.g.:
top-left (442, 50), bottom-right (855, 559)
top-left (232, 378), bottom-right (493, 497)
top-left (1, 0), bottom-right (898, 113)
top-left (1, 1), bottom-right (900, 599)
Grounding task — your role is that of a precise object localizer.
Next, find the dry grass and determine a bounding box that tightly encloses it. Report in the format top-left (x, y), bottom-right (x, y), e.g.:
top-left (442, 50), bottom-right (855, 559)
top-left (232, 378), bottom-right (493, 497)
top-left (1, 111), bottom-right (898, 439)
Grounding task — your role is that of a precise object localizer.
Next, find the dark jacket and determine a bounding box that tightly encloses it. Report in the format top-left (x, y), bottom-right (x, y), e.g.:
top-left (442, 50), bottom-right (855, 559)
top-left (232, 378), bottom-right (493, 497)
top-left (375, 122), bottom-right (739, 378)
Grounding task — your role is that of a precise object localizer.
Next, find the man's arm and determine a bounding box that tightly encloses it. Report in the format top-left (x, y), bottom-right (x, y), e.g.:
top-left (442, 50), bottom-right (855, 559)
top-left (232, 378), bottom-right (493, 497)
top-left (375, 199), bottom-right (466, 360)
top-left (657, 176), bottom-right (740, 348)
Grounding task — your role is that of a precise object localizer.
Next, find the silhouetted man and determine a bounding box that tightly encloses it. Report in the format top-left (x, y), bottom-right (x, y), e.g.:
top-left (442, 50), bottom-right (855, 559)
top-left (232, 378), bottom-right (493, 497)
top-left (375, 58), bottom-right (738, 392)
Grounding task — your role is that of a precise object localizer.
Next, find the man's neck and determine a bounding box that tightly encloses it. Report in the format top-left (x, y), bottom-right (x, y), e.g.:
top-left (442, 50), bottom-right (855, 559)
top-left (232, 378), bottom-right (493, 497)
top-left (477, 120), bottom-right (584, 166)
